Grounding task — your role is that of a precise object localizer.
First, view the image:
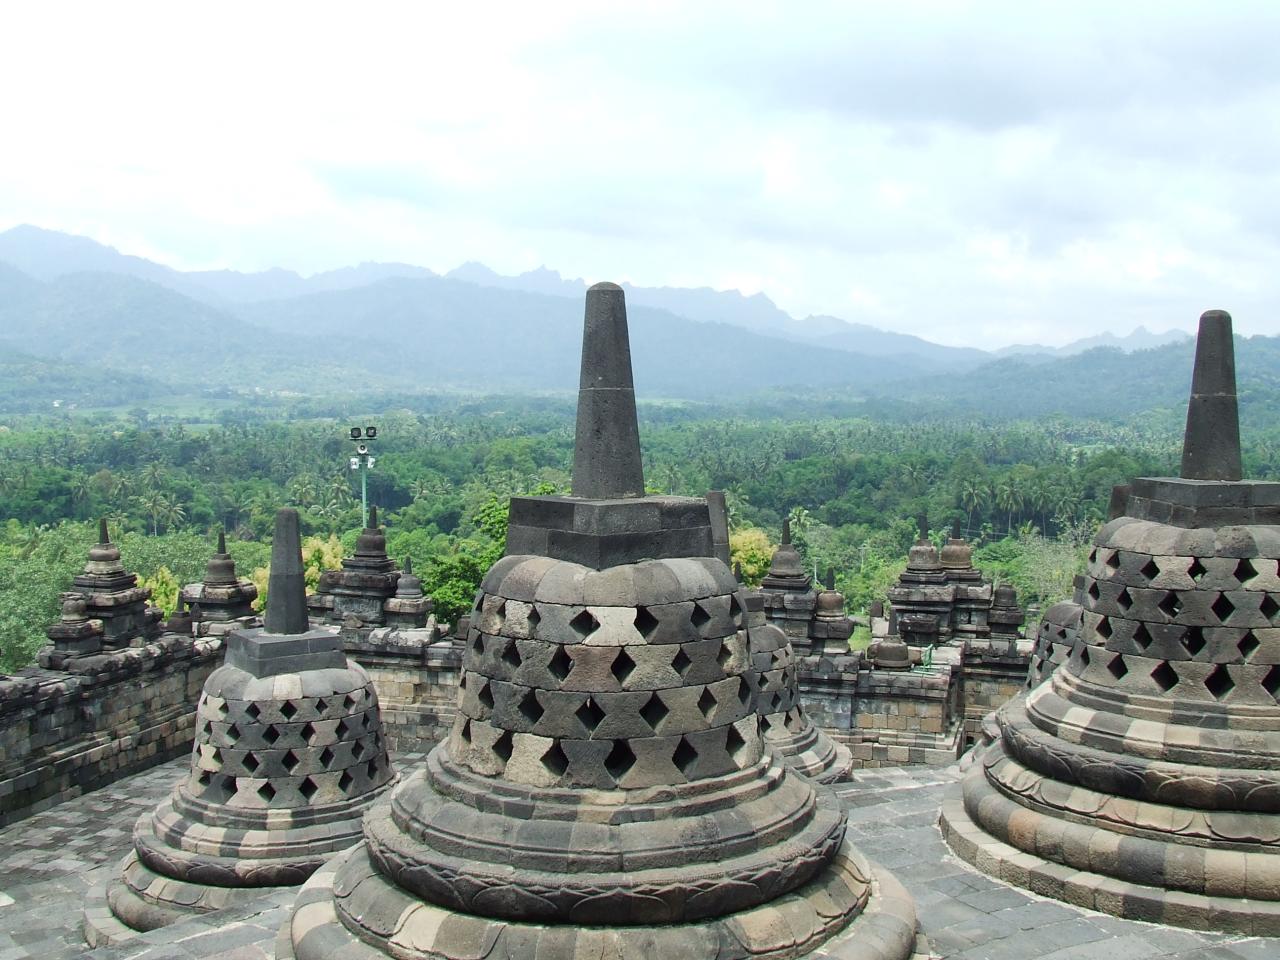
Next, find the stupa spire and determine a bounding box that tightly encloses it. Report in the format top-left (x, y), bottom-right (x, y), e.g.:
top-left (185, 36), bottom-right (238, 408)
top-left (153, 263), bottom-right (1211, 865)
top-left (1180, 309), bottom-right (1242, 481)
top-left (571, 282), bottom-right (645, 499)
top-left (263, 508), bottom-right (308, 635)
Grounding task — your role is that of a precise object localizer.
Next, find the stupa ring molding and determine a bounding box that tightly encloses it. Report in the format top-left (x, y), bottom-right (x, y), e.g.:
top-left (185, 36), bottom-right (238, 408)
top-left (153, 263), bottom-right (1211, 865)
top-left (1002, 698), bottom-right (1280, 808)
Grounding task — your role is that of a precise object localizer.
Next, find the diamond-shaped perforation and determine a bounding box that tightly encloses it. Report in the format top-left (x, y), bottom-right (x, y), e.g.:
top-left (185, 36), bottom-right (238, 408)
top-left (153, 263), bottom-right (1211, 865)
top-left (1263, 666), bottom-right (1280, 701)
top-left (640, 693), bottom-right (669, 731)
top-left (1158, 591), bottom-right (1183, 620)
top-left (299, 776), bottom-right (318, 802)
top-left (1182, 626), bottom-right (1207, 657)
top-left (244, 702), bottom-right (261, 721)
top-left (576, 697), bottom-right (605, 733)
top-left (737, 677), bottom-right (752, 706)
top-left (501, 640), bottom-right (523, 669)
top-left (611, 649), bottom-right (636, 685)
top-left (1239, 631), bottom-right (1261, 661)
top-left (526, 605), bottom-right (541, 635)
top-left (673, 737), bottom-right (697, 776)
top-left (280, 700), bottom-right (297, 721)
top-left (1096, 616), bottom-right (1113, 640)
top-left (352, 740), bottom-right (366, 760)
top-left (1152, 660), bottom-right (1179, 692)
top-left (1140, 558), bottom-right (1160, 582)
top-left (1105, 550), bottom-right (1121, 571)
top-left (518, 689), bottom-right (544, 725)
top-left (671, 648), bottom-right (693, 677)
top-left (569, 609), bottom-right (599, 640)
top-left (1087, 582), bottom-right (1101, 603)
top-left (226, 723), bottom-right (240, 743)
top-left (472, 634), bottom-right (484, 656)
top-left (320, 745), bottom-right (335, 768)
top-left (1188, 558), bottom-right (1207, 582)
top-left (366, 758), bottom-right (379, 779)
top-left (1088, 549), bottom-right (1098, 564)
top-left (478, 681), bottom-right (494, 710)
top-left (460, 719), bottom-right (472, 744)
top-left (1107, 655), bottom-right (1128, 680)
top-left (1262, 595), bottom-right (1280, 621)
top-left (725, 725), bottom-right (747, 762)
top-left (344, 693), bottom-right (358, 711)
top-left (697, 687), bottom-right (716, 719)
top-left (257, 781), bottom-right (276, 803)
top-left (548, 646), bottom-right (573, 682)
top-left (282, 749), bottom-right (300, 773)
top-left (1235, 559), bottom-right (1258, 586)
top-left (605, 740), bottom-right (635, 782)
top-left (716, 641), bottom-right (734, 671)
top-left (634, 606), bottom-right (659, 639)
top-left (263, 725), bottom-right (280, 745)
top-left (1133, 622), bottom-right (1153, 651)
top-left (541, 740), bottom-right (568, 776)
top-left (335, 719), bottom-right (350, 739)
top-left (242, 751), bottom-right (260, 773)
top-left (493, 730), bottom-right (514, 763)
top-left (691, 602), bottom-right (711, 630)
top-left (1211, 593), bottom-right (1236, 624)
top-left (729, 593), bottom-right (743, 624)
top-left (214, 698), bottom-right (229, 719)
top-left (1116, 588), bottom-right (1133, 612)
top-left (1079, 646), bottom-right (1091, 668)
top-left (339, 770), bottom-right (354, 793)
top-left (1205, 664), bottom-right (1235, 701)
top-left (315, 697), bottom-right (327, 713)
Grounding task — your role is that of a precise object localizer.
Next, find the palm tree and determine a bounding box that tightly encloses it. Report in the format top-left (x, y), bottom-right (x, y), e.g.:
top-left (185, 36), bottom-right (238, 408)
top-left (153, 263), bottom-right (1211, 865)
top-left (161, 497), bottom-right (186, 533)
top-left (994, 479), bottom-right (1022, 535)
top-left (959, 478), bottom-right (988, 533)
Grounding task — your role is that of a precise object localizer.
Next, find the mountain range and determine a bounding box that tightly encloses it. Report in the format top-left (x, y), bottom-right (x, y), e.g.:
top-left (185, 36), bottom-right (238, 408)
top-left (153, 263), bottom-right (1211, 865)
top-left (0, 224), bottom-right (1242, 418)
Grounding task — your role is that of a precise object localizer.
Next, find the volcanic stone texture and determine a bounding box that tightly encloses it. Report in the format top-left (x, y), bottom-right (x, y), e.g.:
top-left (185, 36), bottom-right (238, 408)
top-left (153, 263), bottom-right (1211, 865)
top-left (942, 515), bottom-right (1280, 935)
top-left (280, 554), bottom-right (919, 960)
top-left (746, 593), bottom-right (852, 784)
top-left (91, 629), bottom-right (395, 942)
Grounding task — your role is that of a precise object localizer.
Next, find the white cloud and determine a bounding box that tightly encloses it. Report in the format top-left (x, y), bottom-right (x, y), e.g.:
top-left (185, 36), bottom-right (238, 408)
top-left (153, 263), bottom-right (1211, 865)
top-left (1, 1), bottom-right (1278, 346)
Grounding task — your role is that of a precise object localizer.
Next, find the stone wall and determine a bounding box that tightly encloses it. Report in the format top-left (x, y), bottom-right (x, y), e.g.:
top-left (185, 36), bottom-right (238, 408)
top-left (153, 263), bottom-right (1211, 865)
top-left (340, 628), bottom-right (461, 753)
top-left (800, 656), bottom-right (965, 769)
top-left (958, 638), bottom-right (1034, 743)
top-left (0, 633), bottom-right (222, 827)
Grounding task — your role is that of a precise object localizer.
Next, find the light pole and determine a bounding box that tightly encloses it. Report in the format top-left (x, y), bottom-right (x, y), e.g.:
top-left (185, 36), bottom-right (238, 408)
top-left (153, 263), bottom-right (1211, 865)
top-left (348, 425), bottom-right (377, 528)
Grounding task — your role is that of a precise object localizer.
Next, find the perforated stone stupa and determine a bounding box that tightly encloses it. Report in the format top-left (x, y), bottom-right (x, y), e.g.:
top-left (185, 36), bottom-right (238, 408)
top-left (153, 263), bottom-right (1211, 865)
top-left (87, 509), bottom-right (394, 944)
top-left (280, 282), bottom-right (921, 959)
top-left (746, 590), bottom-right (854, 783)
top-left (942, 310), bottom-right (1280, 935)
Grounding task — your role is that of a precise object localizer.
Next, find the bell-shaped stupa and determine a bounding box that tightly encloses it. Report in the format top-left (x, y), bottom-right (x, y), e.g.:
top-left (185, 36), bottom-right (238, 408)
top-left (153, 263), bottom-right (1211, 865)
top-left (280, 283), bottom-right (920, 960)
top-left (942, 311), bottom-right (1280, 935)
top-left (88, 509), bottom-right (395, 943)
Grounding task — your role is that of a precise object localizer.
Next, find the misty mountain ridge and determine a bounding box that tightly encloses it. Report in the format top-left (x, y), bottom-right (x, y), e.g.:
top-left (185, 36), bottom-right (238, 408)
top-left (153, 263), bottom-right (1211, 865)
top-left (1, 224), bottom-right (1178, 365)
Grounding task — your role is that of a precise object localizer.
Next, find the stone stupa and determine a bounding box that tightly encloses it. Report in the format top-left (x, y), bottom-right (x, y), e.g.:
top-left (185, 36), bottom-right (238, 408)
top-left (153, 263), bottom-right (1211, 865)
top-left (942, 310), bottom-right (1280, 935)
top-left (280, 282), bottom-right (921, 959)
top-left (87, 509), bottom-right (395, 944)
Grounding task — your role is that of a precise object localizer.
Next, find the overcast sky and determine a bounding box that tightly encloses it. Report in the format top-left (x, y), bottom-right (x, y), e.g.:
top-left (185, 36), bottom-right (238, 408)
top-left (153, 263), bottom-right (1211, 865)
top-left (2, 2), bottom-right (1278, 347)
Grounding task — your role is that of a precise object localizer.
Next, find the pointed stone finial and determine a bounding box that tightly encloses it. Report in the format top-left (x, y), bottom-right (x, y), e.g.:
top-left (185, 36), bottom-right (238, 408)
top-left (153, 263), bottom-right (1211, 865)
top-left (951, 520), bottom-right (961, 540)
top-left (824, 567), bottom-right (836, 591)
top-left (264, 508), bottom-right (309, 635)
top-left (403, 556), bottom-right (413, 575)
top-left (1181, 309), bottom-right (1242, 481)
top-left (571, 282), bottom-right (645, 499)
top-left (369, 504), bottom-right (379, 529)
top-left (917, 513), bottom-right (929, 542)
top-left (217, 529), bottom-right (227, 554)
top-left (99, 517), bottom-right (110, 544)
top-left (782, 517), bottom-right (792, 545)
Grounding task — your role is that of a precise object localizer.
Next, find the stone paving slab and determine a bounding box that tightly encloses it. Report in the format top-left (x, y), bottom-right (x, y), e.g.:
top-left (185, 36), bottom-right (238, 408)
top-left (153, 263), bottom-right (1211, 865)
top-left (0, 755), bottom-right (1276, 958)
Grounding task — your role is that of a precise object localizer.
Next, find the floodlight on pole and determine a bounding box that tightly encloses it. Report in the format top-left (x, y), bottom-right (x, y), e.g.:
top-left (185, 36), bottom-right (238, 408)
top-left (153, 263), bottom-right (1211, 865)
top-left (348, 425), bottom-right (378, 528)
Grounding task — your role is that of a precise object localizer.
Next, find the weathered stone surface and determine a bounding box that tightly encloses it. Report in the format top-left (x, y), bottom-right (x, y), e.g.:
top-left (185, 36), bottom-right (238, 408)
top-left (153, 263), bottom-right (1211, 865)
top-left (97, 509), bottom-right (395, 938)
top-left (943, 309), bottom-right (1280, 934)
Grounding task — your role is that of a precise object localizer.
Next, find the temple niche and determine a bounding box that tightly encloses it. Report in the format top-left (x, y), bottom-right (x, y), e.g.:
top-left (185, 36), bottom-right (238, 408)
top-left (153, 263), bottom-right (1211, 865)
top-left (279, 283), bottom-right (921, 960)
top-left (942, 310), bottom-right (1280, 935)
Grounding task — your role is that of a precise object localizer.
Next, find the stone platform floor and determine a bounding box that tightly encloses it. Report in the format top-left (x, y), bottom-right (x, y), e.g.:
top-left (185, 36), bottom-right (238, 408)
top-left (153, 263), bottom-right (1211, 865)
top-left (0, 755), bottom-right (1275, 960)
